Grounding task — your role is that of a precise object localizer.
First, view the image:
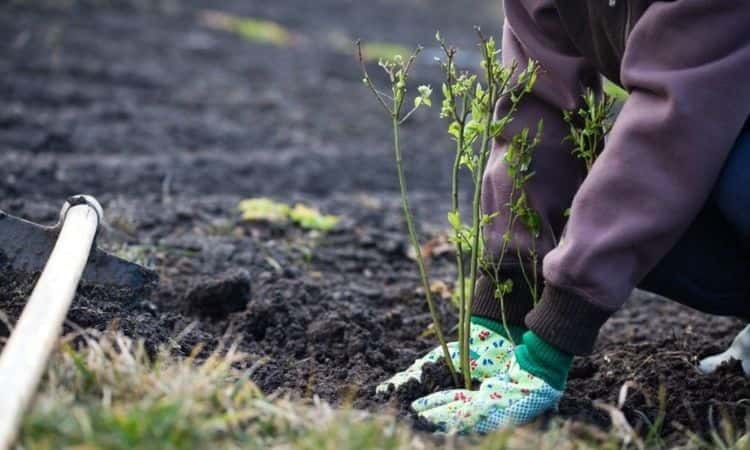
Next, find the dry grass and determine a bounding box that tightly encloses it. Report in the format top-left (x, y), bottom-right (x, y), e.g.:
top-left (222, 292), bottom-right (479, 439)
top-left (10, 329), bottom-right (748, 450)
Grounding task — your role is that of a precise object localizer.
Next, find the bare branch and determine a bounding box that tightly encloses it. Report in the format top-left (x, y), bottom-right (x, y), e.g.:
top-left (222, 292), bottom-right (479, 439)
top-left (356, 40), bottom-right (394, 117)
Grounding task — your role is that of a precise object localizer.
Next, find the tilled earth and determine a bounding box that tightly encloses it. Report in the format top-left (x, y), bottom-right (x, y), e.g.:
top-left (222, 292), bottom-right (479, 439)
top-left (1, 0), bottom-right (748, 445)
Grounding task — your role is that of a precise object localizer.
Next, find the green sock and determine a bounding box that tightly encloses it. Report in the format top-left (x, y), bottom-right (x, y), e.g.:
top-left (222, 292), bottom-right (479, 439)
top-left (470, 315), bottom-right (527, 344)
top-left (514, 331), bottom-right (573, 391)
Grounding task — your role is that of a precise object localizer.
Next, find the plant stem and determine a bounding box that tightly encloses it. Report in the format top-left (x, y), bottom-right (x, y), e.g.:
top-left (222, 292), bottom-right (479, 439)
top-left (392, 116), bottom-right (458, 386)
top-left (451, 133), bottom-right (470, 389)
top-left (463, 83), bottom-right (496, 389)
top-left (441, 46), bottom-right (471, 388)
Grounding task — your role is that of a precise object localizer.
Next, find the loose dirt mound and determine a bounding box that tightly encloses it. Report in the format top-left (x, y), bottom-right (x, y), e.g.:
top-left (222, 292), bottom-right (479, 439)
top-left (1, 0), bottom-right (748, 446)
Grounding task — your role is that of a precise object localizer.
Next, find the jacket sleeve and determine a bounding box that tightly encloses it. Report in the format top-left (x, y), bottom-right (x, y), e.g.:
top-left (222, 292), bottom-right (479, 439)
top-left (531, 0), bottom-right (750, 355)
top-left (473, 0), bottom-right (601, 326)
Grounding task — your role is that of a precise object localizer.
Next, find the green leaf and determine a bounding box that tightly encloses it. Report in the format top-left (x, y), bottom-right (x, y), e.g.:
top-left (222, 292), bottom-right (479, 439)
top-left (603, 78), bottom-right (629, 102)
top-left (480, 212), bottom-right (497, 227)
top-left (494, 278), bottom-right (514, 298)
top-left (289, 204), bottom-right (340, 231)
top-left (448, 121), bottom-right (462, 140)
top-left (237, 198), bottom-right (290, 223)
top-left (447, 210), bottom-right (462, 231)
top-left (417, 85), bottom-right (432, 108)
top-left (490, 121), bottom-right (504, 138)
top-left (238, 198), bottom-right (339, 232)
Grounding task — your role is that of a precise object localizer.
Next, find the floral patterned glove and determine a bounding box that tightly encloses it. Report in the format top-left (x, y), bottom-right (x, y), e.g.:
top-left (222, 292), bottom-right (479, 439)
top-left (376, 319), bottom-right (517, 395)
top-left (411, 361), bottom-right (563, 434)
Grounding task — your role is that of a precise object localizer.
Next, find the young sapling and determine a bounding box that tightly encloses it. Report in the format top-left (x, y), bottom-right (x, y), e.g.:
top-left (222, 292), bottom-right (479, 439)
top-left (358, 41), bottom-right (459, 385)
top-left (360, 30), bottom-right (541, 390)
top-left (437, 35), bottom-right (476, 386)
top-left (437, 30), bottom-right (540, 388)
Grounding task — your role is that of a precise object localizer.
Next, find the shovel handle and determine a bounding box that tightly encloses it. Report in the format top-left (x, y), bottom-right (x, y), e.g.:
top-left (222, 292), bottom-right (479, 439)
top-left (0, 197), bottom-right (101, 450)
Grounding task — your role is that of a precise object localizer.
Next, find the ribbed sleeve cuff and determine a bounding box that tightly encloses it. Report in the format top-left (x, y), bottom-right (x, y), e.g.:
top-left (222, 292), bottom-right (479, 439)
top-left (525, 284), bottom-right (614, 355)
top-left (471, 268), bottom-right (538, 328)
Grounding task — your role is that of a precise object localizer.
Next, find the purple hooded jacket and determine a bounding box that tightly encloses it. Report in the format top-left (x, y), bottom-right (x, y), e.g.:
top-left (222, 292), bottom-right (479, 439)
top-left (472, 0), bottom-right (750, 355)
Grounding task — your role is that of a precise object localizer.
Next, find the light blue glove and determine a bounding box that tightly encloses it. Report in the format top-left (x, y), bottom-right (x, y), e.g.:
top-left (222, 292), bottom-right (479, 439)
top-left (376, 321), bottom-right (516, 395)
top-left (411, 361), bottom-right (563, 434)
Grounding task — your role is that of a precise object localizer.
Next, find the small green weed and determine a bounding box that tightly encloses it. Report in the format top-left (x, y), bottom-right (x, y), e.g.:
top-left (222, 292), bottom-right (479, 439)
top-left (238, 198), bottom-right (291, 223)
top-left (238, 198), bottom-right (339, 232)
top-left (200, 11), bottom-right (292, 47)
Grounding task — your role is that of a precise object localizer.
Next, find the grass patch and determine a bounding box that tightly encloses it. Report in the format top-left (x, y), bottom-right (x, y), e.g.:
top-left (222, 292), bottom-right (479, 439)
top-left (11, 331), bottom-right (573, 449)
top-left (22, 331), bottom-right (428, 449)
top-left (9, 330), bottom-right (747, 449)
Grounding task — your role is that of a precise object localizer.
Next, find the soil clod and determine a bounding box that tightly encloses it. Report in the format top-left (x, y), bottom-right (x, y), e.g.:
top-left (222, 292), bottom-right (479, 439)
top-left (186, 269), bottom-right (252, 318)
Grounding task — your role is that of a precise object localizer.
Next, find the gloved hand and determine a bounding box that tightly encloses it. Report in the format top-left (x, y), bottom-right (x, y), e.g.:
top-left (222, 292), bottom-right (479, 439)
top-left (376, 318), bottom-right (518, 395)
top-left (411, 361), bottom-right (562, 434)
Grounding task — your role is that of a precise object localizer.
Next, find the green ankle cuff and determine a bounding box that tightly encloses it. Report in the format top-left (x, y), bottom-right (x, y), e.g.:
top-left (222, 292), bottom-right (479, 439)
top-left (470, 315), bottom-right (527, 344)
top-left (514, 331), bottom-right (573, 391)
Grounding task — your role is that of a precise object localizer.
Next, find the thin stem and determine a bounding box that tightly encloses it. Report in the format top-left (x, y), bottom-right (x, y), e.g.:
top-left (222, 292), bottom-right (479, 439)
top-left (398, 105), bottom-right (420, 125)
top-left (515, 232), bottom-right (540, 305)
top-left (515, 247), bottom-right (534, 305)
top-left (463, 31), bottom-right (508, 389)
top-left (485, 93), bottom-right (531, 334)
top-left (464, 82), bottom-right (496, 389)
top-left (531, 248), bottom-right (539, 304)
top-left (451, 134), bottom-right (470, 388)
top-left (392, 116), bottom-right (459, 386)
top-left (442, 44), bottom-right (472, 389)
top-left (490, 181), bottom-right (517, 340)
top-left (499, 294), bottom-right (514, 346)
top-left (358, 41), bottom-right (457, 382)
top-left (374, 88), bottom-right (394, 102)
top-left (357, 41), bottom-right (394, 117)
top-left (457, 109), bottom-right (472, 387)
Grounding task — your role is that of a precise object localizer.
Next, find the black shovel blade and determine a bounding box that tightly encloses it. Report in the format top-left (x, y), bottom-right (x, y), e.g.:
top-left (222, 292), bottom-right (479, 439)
top-left (82, 248), bottom-right (158, 296)
top-left (0, 209), bottom-right (157, 297)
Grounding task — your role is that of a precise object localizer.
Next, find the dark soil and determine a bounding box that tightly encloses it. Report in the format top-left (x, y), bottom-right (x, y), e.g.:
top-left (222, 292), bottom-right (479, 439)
top-left (185, 268), bottom-right (251, 317)
top-left (0, 0), bottom-right (748, 446)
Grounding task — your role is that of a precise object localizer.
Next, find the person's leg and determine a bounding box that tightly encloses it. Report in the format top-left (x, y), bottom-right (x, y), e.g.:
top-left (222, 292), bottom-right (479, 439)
top-left (639, 125), bottom-right (750, 316)
top-left (715, 128), bottom-right (750, 247)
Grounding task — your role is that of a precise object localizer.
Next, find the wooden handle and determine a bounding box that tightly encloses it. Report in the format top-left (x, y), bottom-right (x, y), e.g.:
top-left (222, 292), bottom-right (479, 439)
top-left (0, 202), bottom-right (100, 449)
